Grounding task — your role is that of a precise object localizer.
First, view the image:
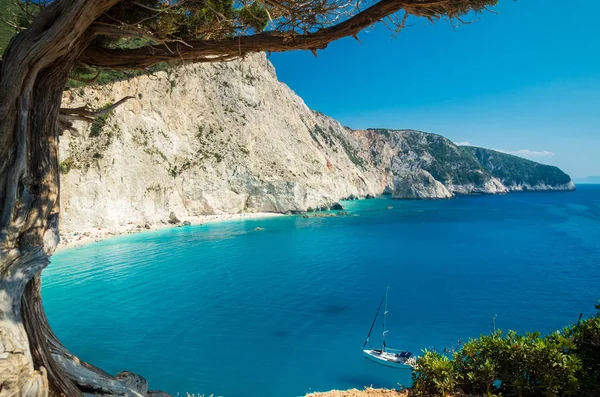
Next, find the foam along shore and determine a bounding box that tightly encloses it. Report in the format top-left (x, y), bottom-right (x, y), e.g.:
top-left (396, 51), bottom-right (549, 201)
top-left (56, 212), bottom-right (284, 251)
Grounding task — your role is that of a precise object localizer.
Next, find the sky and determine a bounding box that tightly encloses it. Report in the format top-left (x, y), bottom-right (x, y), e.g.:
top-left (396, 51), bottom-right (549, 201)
top-left (269, 0), bottom-right (600, 179)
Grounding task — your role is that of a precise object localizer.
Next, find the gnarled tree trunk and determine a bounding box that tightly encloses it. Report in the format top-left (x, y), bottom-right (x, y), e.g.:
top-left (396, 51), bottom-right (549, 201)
top-left (0, 1), bottom-right (169, 396)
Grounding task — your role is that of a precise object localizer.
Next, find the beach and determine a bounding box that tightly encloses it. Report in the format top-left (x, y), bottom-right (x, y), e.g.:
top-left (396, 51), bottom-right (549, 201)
top-left (56, 212), bottom-right (284, 250)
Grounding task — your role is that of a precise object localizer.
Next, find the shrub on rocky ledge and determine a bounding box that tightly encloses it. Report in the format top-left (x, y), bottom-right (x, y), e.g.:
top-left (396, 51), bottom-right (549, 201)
top-left (412, 303), bottom-right (600, 396)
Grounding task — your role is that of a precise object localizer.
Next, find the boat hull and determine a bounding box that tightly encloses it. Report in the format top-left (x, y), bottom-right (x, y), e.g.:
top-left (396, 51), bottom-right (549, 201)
top-left (362, 349), bottom-right (412, 369)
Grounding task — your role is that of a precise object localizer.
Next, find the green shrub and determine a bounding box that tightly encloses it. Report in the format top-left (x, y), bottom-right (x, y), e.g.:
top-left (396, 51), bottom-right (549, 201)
top-left (412, 304), bottom-right (600, 396)
top-left (412, 350), bottom-right (458, 396)
top-left (67, 62), bottom-right (170, 88)
top-left (564, 303), bottom-right (600, 395)
top-left (89, 114), bottom-right (108, 138)
top-left (59, 157), bottom-right (75, 174)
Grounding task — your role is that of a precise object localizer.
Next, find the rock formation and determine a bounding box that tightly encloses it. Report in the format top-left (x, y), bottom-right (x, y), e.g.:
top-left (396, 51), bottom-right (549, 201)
top-left (462, 146), bottom-right (575, 191)
top-left (350, 128), bottom-right (507, 199)
top-left (59, 54), bottom-right (574, 231)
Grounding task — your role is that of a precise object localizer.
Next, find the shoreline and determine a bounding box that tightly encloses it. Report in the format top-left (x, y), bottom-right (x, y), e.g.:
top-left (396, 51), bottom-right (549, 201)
top-left (54, 186), bottom-right (584, 252)
top-left (56, 212), bottom-right (284, 251)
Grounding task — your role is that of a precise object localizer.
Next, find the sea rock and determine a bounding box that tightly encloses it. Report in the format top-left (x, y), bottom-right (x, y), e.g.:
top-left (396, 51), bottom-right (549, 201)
top-left (168, 212), bottom-right (180, 225)
top-left (330, 202), bottom-right (344, 210)
top-left (392, 171), bottom-right (453, 200)
top-left (307, 213), bottom-right (336, 218)
top-left (147, 391), bottom-right (173, 397)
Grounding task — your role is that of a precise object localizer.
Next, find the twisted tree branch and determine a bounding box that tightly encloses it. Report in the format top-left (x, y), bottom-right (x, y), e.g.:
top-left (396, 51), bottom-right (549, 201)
top-left (81, 0), bottom-right (470, 69)
top-left (57, 96), bottom-right (134, 136)
top-left (60, 95), bottom-right (134, 119)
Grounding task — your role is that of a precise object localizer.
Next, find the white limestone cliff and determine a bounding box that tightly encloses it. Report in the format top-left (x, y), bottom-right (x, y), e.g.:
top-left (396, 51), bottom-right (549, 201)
top-left (58, 54), bottom-right (571, 231)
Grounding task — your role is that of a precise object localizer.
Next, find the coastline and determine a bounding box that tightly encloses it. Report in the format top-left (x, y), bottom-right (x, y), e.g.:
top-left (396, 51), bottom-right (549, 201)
top-left (56, 212), bottom-right (284, 251)
top-left (55, 184), bottom-right (581, 252)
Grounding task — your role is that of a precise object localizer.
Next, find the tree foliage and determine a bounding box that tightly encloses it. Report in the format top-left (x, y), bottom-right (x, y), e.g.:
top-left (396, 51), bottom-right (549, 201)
top-left (412, 303), bottom-right (600, 396)
top-left (2, 0), bottom-right (499, 70)
top-left (97, 0), bottom-right (497, 43)
top-left (0, 0), bottom-right (20, 55)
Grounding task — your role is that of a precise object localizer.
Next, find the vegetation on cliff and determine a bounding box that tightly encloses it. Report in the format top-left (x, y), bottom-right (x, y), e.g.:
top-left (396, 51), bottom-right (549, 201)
top-left (357, 128), bottom-right (507, 198)
top-left (462, 146), bottom-right (573, 189)
top-left (412, 303), bottom-right (600, 396)
top-left (0, 0), bottom-right (18, 55)
top-left (387, 130), bottom-right (490, 187)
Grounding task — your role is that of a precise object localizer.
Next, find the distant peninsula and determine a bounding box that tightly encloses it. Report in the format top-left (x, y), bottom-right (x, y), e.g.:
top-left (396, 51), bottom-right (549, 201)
top-left (461, 146), bottom-right (575, 191)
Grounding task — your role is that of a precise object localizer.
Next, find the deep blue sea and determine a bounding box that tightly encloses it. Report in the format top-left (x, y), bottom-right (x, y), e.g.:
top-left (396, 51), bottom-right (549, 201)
top-left (44, 185), bottom-right (600, 397)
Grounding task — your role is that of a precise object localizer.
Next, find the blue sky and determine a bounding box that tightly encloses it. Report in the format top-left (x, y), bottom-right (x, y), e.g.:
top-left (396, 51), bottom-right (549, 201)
top-left (269, 0), bottom-right (600, 179)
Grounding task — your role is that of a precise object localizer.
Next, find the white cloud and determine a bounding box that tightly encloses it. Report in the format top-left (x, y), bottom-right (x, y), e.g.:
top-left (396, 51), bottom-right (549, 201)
top-left (496, 149), bottom-right (555, 157)
top-left (454, 141), bottom-right (472, 146)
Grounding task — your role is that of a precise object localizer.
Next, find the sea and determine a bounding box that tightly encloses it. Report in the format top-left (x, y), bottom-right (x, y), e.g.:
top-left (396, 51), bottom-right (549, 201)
top-left (43, 185), bottom-right (600, 397)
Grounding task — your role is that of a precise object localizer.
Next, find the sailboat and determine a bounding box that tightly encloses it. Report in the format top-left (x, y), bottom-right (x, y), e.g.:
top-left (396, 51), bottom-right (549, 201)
top-left (362, 285), bottom-right (413, 369)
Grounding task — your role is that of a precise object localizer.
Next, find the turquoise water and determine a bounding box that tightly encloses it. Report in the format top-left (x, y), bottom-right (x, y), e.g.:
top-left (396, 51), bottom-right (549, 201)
top-left (44, 186), bottom-right (600, 397)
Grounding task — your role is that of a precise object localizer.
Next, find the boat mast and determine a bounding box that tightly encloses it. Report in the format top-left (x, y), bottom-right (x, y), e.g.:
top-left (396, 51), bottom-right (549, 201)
top-left (363, 294), bottom-right (385, 350)
top-left (382, 285), bottom-right (389, 352)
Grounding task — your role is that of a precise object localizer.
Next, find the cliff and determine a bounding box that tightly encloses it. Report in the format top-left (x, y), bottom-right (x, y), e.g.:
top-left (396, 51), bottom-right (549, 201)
top-left (351, 129), bottom-right (507, 199)
top-left (462, 146), bottom-right (575, 191)
top-left (58, 54), bottom-right (573, 231)
top-left (59, 55), bottom-right (381, 231)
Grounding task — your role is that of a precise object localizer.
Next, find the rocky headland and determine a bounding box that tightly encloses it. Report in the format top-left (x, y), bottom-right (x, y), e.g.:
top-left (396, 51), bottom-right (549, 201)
top-left (58, 53), bottom-right (574, 240)
top-left (462, 146), bottom-right (575, 191)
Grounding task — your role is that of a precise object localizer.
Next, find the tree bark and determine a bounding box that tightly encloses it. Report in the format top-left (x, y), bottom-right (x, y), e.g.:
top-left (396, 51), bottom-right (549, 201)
top-left (0, 1), bottom-right (170, 396)
top-left (0, 45), bottom-right (78, 397)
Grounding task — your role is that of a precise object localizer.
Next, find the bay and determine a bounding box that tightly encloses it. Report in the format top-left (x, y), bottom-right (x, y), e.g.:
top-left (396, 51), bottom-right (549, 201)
top-left (44, 185), bottom-right (600, 397)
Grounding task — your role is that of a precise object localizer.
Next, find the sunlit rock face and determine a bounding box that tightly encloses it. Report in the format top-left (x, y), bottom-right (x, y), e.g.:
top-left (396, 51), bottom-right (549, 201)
top-left (59, 54), bottom-right (571, 230)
